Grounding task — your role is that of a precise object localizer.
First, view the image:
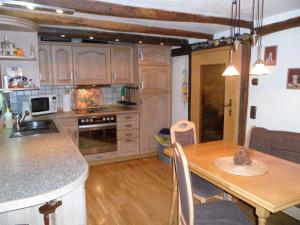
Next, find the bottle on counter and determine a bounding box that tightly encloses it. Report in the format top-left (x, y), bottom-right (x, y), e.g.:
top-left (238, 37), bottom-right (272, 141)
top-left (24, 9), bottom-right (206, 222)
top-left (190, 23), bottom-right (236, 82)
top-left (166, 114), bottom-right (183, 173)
top-left (4, 107), bottom-right (13, 129)
top-left (120, 87), bottom-right (125, 101)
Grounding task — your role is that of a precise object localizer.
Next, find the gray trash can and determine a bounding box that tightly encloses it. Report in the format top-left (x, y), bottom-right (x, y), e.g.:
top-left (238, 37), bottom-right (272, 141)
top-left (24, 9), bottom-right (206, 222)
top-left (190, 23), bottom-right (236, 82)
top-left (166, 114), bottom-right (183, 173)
top-left (155, 130), bottom-right (171, 164)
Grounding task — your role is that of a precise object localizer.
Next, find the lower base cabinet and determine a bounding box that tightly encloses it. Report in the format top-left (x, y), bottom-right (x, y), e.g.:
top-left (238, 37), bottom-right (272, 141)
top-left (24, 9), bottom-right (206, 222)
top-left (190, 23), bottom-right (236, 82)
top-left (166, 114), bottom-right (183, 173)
top-left (118, 138), bottom-right (139, 156)
top-left (0, 185), bottom-right (86, 225)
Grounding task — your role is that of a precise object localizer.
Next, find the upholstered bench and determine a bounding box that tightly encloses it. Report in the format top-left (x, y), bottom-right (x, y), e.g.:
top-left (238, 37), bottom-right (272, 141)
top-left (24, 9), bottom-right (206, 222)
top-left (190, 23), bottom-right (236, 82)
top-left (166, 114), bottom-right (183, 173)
top-left (249, 127), bottom-right (300, 220)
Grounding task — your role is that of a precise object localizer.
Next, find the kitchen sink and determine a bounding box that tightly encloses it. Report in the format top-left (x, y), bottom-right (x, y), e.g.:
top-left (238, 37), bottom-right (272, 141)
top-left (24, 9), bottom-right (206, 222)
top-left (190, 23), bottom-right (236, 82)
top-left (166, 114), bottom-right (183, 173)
top-left (10, 120), bottom-right (59, 138)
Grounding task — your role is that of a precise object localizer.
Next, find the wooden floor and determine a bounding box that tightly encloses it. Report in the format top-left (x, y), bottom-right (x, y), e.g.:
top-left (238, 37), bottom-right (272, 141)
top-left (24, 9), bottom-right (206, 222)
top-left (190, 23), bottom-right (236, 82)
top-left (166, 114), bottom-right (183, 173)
top-left (86, 157), bottom-right (299, 225)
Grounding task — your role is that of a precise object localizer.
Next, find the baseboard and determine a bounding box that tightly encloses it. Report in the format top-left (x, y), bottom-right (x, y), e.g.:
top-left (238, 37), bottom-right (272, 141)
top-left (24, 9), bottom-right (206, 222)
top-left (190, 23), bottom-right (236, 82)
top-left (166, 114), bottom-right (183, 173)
top-left (88, 152), bottom-right (158, 166)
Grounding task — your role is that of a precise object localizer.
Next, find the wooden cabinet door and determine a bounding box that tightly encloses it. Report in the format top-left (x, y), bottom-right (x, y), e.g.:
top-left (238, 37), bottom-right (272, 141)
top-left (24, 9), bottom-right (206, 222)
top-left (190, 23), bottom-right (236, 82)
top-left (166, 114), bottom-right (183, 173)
top-left (51, 45), bottom-right (73, 85)
top-left (38, 44), bottom-right (53, 85)
top-left (140, 93), bottom-right (171, 154)
top-left (72, 46), bottom-right (111, 85)
top-left (139, 66), bottom-right (170, 93)
top-left (137, 46), bottom-right (170, 65)
top-left (118, 138), bottom-right (139, 156)
top-left (111, 46), bottom-right (134, 84)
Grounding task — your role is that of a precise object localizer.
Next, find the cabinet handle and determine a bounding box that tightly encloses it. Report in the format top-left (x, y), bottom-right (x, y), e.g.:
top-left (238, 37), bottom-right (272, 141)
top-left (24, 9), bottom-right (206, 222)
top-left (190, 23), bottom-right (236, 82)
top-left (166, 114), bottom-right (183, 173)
top-left (139, 52), bottom-right (144, 60)
top-left (139, 81), bottom-right (144, 90)
top-left (125, 133), bottom-right (132, 136)
top-left (125, 116), bottom-right (132, 119)
top-left (39, 200), bottom-right (62, 225)
top-left (125, 124), bottom-right (132, 128)
top-left (69, 73), bottom-right (73, 81)
top-left (112, 72), bottom-right (117, 80)
top-left (125, 140), bottom-right (132, 143)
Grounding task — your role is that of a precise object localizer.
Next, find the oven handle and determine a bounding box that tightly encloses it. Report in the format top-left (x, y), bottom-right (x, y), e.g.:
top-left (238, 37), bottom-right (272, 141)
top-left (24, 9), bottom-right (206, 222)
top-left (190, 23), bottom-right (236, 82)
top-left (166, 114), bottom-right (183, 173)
top-left (78, 123), bottom-right (117, 130)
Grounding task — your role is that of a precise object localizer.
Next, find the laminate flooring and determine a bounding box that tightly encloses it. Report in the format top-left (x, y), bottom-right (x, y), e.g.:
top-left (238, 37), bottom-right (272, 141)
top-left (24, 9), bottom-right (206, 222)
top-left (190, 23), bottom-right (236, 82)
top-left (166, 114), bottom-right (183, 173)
top-left (86, 157), bottom-right (299, 225)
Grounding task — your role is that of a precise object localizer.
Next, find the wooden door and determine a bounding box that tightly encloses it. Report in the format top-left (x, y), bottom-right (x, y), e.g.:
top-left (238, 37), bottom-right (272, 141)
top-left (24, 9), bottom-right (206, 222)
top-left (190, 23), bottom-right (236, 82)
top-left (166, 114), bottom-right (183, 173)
top-left (140, 93), bottom-right (171, 154)
top-left (139, 66), bottom-right (170, 93)
top-left (191, 47), bottom-right (242, 144)
top-left (38, 44), bottom-right (53, 85)
top-left (51, 45), bottom-right (73, 85)
top-left (137, 45), bottom-right (170, 65)
top-left (111, 46), bottom-right (134, 84)
top-left (72, 46), bottom-right (111, 85)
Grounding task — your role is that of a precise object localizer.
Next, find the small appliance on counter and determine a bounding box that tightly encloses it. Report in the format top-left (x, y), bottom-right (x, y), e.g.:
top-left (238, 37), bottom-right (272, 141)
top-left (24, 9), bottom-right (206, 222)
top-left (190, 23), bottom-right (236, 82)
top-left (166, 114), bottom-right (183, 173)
top-left (28, 95), bottom-right (57, 116)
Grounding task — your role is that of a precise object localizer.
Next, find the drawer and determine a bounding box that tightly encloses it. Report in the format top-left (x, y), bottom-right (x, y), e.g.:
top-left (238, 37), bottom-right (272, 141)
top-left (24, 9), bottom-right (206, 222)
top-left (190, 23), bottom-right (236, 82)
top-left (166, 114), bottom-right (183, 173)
top-left (118, 129), bottom-right (139, 139)
top-left (117, 120), bottom-right (139, 130)
top-left (118, 138), bottom-right (139, 156)
top-left (117, 113), bottom-right (139, 122)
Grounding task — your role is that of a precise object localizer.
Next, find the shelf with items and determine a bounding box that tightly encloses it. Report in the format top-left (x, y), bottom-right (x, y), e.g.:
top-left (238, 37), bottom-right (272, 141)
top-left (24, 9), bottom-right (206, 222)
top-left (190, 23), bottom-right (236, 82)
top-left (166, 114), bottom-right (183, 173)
top-left (0, 55), bottom-right (36, 61)
top-left (0, 87), bottom-right (39, 92)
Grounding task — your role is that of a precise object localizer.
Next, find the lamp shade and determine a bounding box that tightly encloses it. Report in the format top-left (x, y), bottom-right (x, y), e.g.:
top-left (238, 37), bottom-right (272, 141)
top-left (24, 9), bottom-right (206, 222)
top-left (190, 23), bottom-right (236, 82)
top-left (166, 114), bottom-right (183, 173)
top-left (222, 64), bottom-right (240, 76)
top-left (250, 59), bottom-right (270, 76)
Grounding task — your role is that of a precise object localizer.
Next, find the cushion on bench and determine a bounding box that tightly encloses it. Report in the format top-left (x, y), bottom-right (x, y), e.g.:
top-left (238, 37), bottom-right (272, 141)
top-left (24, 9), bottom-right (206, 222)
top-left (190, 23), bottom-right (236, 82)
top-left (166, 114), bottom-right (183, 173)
top-left (249, 127), bottom-right (300, 164)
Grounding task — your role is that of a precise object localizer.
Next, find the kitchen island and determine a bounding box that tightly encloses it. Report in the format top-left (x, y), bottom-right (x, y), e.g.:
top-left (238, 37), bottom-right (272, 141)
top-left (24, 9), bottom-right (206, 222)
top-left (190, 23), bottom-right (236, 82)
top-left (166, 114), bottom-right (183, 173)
top-left (0, 119), bottom-right (89, 225)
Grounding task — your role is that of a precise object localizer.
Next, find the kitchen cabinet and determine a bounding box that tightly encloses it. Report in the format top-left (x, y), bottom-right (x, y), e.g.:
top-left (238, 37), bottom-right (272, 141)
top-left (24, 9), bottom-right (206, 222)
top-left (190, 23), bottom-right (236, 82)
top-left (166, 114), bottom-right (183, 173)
top-left (137, 45), bottom-right (171, 66)
top-left (51, 45), bottom-right (73, 85)
top-left (140, 93), bottom-right (171, 154)
top-left (117, 113), bottom-right (140, 157)
top-left (139, 66), bottom-right (170, 93)
top-left (72, 46), bottom-right (111, 85)
top-left (111, 46), bottom-right (134, 84)
top-left (38, 44), bottom-right (53, 85)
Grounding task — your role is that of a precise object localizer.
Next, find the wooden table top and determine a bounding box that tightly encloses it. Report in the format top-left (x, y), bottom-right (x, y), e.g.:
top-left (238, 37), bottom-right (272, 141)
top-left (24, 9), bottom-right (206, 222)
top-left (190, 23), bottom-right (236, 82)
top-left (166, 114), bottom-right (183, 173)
top-left (164, 141), bottom-right (300, 213)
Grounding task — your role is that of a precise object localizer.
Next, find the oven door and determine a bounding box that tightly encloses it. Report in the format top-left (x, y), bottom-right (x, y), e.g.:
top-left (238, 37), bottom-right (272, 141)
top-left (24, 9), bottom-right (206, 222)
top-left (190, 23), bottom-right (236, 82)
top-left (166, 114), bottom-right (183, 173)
top-left (78, 123), bottom-right (117, 156)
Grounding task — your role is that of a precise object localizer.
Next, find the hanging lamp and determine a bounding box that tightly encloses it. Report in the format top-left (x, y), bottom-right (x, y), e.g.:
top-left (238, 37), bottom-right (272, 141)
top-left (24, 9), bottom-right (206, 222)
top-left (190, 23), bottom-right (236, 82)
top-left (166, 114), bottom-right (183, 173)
top-left (250, 0), bottom-right (270, 76)
top-left (222, 0), bottom-right (240, 77)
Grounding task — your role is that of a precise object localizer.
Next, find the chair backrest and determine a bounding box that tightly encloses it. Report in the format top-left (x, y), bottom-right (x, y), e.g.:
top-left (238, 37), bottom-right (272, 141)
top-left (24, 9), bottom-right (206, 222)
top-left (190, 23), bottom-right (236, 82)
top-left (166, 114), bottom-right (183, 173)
top-left (170, 120), bottom-right (197, 146)
top-left (173, 142), bottom-right (194, 225)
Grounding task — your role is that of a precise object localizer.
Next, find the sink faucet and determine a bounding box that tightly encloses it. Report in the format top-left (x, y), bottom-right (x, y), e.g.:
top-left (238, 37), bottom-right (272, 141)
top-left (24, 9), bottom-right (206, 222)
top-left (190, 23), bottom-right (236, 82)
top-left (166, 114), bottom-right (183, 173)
top-left (15, 110), bottom-right (29, 131)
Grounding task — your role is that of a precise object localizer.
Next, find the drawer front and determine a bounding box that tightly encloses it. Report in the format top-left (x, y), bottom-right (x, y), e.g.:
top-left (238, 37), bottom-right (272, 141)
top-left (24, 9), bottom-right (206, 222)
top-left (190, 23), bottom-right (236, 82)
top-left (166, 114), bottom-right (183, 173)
top-left (118, 129), bottom-right (139, 139)
top-left (117, 113), bottom-right (139, 122)
top-left (117, 120), bottom-right (139, 130)
top-left (118, 138), bottom-right (139, 156)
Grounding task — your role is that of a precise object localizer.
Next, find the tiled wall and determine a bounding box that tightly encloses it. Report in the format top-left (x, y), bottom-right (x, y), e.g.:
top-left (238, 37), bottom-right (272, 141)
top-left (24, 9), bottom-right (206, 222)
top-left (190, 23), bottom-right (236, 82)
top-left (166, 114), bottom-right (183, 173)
top-left (7, 85), bottom-right (123, 113)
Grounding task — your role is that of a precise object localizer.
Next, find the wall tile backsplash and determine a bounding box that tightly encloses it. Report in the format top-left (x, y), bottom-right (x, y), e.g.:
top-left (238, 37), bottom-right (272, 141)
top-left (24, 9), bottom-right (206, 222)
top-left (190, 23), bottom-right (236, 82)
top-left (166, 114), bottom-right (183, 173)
top-left (7, 85), bottom-right (123, 113)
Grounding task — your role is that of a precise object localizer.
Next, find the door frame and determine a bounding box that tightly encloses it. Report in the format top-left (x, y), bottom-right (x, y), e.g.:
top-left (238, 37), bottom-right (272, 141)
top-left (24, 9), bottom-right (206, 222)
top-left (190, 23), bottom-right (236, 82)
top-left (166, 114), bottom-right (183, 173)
top-left (190, 45), bottom-right (251, 144)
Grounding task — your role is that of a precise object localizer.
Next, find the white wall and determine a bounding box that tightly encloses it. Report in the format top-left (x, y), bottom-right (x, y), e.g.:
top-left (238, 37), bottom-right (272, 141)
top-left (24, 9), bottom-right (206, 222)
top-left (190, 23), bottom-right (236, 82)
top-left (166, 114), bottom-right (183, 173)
top-left (247, 26), bottom-right (300, 133)
top-left (171, 55), bottom-right (189, 124)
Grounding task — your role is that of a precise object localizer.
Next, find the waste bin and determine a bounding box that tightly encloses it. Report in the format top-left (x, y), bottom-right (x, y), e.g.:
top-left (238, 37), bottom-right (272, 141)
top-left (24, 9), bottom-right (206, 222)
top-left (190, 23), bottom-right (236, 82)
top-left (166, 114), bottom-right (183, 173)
top-left (155, 128), bottom-right (172, 164)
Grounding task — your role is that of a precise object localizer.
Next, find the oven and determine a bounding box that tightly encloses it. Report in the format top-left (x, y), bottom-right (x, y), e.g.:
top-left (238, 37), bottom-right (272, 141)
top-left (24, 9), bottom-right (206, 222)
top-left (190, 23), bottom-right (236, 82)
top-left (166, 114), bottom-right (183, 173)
top-left (78, 115), bottom-right (117, 156)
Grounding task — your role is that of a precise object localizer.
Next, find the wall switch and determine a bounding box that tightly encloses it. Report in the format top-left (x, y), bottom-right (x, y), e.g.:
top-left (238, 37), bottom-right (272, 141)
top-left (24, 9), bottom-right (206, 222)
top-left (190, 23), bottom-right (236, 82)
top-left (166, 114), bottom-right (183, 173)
top-left (252, 78), bottom-right (258, 85)
top-left (250, 106), bottom-right (257, 119)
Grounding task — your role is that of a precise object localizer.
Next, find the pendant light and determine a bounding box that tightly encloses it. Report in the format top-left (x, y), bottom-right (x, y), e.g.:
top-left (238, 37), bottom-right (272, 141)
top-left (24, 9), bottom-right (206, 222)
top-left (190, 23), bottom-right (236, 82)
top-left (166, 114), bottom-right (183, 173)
top-left (222, 48), bottom-right (240, 76)
top-left (222, 0), bottom-right (240, 77)
top-left (250, 0), bottom-right (270, 76)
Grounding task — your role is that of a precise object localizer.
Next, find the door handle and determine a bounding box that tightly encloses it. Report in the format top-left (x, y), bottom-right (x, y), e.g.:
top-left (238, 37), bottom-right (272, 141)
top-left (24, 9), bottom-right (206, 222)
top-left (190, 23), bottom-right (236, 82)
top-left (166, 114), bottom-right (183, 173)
top-left (224, 99), bottom-right (232, 108)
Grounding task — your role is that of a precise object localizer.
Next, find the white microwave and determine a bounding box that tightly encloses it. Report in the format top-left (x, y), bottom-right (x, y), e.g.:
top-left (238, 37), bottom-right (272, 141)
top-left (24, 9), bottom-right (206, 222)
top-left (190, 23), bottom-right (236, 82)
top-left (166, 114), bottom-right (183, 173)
top-left (29, 95), bottom-right (57, 115)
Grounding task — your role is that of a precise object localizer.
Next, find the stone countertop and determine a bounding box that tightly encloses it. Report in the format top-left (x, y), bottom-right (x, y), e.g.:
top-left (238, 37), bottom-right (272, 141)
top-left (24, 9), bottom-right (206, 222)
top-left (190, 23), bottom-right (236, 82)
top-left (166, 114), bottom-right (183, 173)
top-left (0, 119), bottom-right (89, 213)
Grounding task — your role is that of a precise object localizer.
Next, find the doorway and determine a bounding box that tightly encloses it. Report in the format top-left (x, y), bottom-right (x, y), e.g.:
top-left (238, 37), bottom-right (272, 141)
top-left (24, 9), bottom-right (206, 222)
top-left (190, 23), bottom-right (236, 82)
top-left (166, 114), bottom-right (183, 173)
top-left (200, 64), bottom-right (225, 142)
top-left (191, 47), bottom-right (243, 144)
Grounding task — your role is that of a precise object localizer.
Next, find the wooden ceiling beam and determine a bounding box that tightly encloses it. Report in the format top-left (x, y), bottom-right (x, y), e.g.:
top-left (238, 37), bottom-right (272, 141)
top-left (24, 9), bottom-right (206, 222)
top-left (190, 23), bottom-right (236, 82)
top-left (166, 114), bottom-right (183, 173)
top-left (23, 0), bottom-right (253, 28)
top-left (258, 16), bottom-right (300, 36)
top-left (0, 8), bottom-right (213, 39)
top-left (38, 27), bottom-right (189, 46)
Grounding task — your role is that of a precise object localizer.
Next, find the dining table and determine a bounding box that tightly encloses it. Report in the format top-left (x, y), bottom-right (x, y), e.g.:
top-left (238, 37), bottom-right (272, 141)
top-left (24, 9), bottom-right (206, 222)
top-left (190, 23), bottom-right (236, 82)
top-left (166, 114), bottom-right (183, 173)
top-left (164, 140), bottom-right (300, 225)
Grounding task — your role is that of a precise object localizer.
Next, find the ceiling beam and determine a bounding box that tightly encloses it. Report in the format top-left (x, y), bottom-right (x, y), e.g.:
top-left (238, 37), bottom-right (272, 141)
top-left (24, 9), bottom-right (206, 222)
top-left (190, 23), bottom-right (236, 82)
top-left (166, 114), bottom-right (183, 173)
top-left (38, 27), bottom-right (189, 46)
top-left (0, 8), bottom-right (213, 39)
top-left (23, 0), bottom-right (253, 28)
top-left (258, 16), bottom-right (300, 36)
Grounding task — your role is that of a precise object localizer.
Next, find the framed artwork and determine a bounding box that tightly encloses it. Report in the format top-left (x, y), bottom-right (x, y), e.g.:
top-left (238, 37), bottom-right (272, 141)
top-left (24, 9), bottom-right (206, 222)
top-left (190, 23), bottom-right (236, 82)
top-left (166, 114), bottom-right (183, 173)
top-left (287, 68), bottom-right (300, 90)
top-left (264, 46), bottom-right (277, 66)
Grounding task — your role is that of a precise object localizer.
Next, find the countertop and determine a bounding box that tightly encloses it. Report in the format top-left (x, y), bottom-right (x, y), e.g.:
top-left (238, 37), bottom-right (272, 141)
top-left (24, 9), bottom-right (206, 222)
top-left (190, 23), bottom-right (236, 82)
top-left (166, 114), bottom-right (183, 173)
top-left (0, 119), bottom-right (89, 213)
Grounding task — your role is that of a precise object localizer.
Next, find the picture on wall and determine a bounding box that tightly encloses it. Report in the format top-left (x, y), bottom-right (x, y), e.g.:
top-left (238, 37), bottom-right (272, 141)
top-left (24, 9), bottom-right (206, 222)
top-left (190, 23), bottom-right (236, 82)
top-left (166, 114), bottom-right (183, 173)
top-left (264, 46), bottom-right (277, 65)
top-left (287, 68), bottom-right (300, 89)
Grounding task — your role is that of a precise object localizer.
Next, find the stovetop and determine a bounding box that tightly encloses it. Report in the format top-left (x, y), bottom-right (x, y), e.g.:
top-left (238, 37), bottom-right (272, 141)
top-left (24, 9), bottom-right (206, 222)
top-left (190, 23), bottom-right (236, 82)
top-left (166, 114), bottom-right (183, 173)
top-left (74, 105), bottom-right (113, 114)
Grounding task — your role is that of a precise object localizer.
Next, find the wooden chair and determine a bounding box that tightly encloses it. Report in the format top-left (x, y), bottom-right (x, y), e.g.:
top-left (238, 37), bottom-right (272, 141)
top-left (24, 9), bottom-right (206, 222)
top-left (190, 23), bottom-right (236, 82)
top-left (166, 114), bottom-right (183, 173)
top-left (173, 142), bottom-right (252, 225)
top-left (168, 120), bottom-right (223, 224)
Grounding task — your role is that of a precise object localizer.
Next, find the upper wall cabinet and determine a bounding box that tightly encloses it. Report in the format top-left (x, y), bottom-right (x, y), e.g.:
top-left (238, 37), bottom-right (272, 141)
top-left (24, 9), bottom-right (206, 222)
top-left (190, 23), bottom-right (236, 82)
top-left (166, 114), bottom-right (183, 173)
top-left (51, 45), bottom-right (73, 85)
top-left (137, 45), bottom-right (171, 66)
top-left (38, 44), bottom-right (53, 85)
top-left (111, 46), bottom-right (134, 84)
top-left (72, 46), bottom-right (111, 85)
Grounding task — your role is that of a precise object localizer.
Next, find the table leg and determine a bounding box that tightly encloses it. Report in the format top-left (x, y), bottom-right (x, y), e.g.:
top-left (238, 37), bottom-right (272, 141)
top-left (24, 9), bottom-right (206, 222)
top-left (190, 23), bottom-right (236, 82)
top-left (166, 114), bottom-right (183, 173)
top-left (168, 165), bottom-right (177, 225)
top-left (256, 206), bottom-right (270, 225)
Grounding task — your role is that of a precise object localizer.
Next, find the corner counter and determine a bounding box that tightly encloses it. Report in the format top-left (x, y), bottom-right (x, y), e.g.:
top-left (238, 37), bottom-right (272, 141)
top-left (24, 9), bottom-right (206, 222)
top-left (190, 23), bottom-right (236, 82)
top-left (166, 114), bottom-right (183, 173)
top-left (0, 119), bottom-right (88, 224)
